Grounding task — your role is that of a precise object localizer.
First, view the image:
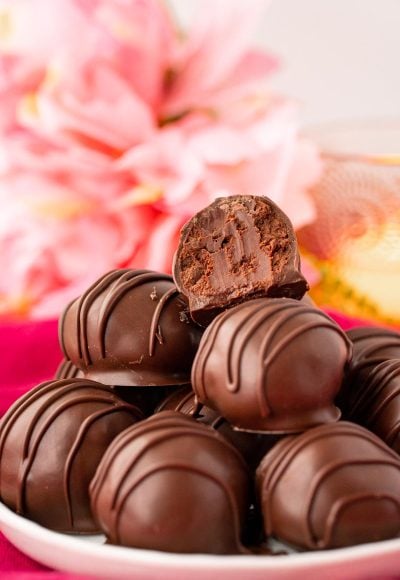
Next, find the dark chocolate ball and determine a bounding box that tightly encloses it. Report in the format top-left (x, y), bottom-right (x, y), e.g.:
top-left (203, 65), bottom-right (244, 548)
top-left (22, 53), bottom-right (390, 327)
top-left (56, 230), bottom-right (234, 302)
top-left (155, 387), bottom-right (279, 470)
top-left (192, 298), bottom-right (352, 433)
top-left (0, 378), bottom-right (143, 533)
top-left (173, 195), bottom-right (308, 325)
top-left (59, 269), bottom-right (203, 386)
top-left (256, 422), bottom-right (400, 550)
top-left (347, 326), bottom-right (400, 368)
top-left (90, 411), bottom-right (250, 554)
top-left (339, 358), bottom-right (400, 454)
top-left (55, 358), bottom-right (83, 379)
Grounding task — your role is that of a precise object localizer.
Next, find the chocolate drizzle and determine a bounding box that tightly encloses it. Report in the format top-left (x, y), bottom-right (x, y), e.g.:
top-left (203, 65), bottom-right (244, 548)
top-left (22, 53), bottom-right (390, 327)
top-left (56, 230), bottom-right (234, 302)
top-left (148, 287), bottom-right (178, 356)
top-left (90, 412), bottom-right (250, 554)
top-left (341, 358), bottom-right (400, 452)
top-left (63, 270), bottom-right (173, 365)
top-left (155, 388), bottom-right (280, 469)
top-left (256, 422), bottom-right (400, 550)
top-left (55, 358), bottom-right (82, 380)
top-left (347, 326), bottom-right (400, 367)
top-left (60, 269), bottom-right (202, 386)
top-left (0, 378), bottom-right (143, 532)
top-left (192, 298), bottom-right (352, 432)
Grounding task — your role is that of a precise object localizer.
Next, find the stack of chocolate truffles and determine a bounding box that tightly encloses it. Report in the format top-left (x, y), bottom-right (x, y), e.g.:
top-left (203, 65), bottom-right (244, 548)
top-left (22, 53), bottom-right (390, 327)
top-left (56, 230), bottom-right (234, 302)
top-left (0, 195), bottom-right (399, 555)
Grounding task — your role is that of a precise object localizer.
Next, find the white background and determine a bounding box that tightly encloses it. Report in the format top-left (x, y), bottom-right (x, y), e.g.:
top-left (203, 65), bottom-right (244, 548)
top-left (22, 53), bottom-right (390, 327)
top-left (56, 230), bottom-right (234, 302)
top-left (171, 0), bottom-right (400, 126)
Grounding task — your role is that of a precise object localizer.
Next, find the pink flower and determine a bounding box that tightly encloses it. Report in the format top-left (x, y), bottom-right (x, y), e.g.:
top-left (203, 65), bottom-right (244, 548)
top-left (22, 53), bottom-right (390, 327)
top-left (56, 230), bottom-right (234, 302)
top-left (0, 0), bottom-right (320, 319)
top-left (0, 171), bottom-right (156, 319)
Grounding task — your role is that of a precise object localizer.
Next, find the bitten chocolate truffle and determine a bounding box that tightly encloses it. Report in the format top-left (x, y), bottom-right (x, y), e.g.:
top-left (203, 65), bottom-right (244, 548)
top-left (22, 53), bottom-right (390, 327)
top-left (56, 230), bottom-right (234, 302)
top-left (155, 387), bottom-right (279, 469)
top-left (347, 326), bottom-right (400, 368)
top-left (60, 269), bottom-right (203, 386)
top-left (0, 378), bottom-right (143, 533)
top-left (173, 195), bottom-right (308, 324)
top-left (340, 358), bottom-right (400, 454)
top-left (90, 412), bottom-right (250, 554)
top-left (256, 422), bottom-right (400, 550)
top-left (192, 298), bottom-right (352, 433)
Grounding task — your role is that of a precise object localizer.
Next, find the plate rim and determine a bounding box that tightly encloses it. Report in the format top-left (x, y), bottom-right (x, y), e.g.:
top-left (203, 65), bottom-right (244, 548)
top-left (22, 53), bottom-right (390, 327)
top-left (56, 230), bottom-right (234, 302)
top-left (1, 502), bottom-right (400, 573)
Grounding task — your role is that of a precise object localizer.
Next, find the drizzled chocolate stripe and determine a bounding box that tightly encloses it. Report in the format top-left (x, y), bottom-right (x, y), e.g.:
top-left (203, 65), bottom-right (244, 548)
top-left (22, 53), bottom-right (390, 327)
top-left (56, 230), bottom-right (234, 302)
top-left (62, 269), bottom-right (180, 368)
top-left (0, 378), bottom-right (143, 531)
top-left (344, 359), bottom-right (400, 450)
top-left (348, 327), bottom-right (400, 364)
top-left (90, 413), bottom-right (247, 552)
top-left (193, 299), bottom-right (352, 414)
top-left (257, 422), bottom-right (400, 549)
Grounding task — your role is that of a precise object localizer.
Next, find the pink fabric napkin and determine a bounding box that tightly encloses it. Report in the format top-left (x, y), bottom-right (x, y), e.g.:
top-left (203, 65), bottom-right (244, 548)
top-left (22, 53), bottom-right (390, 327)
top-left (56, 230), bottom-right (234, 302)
top-left (0, 318), bottom-right (62, 418)
top-left (0, 312), bottom-right (396, 578)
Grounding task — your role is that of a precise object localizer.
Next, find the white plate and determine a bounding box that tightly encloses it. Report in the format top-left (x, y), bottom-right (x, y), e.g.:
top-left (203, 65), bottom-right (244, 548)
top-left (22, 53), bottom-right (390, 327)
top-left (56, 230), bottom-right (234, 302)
top-left (0, 502), bottom-right (399, 580)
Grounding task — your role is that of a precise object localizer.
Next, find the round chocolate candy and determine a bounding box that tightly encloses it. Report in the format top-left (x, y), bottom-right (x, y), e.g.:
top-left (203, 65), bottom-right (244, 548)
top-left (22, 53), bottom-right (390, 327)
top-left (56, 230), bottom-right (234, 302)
top-left (55, 358), bottom-right (83, 379)
top-left (59, 269), bottom-right (203, 386)
top-left (340, 358), bottom-right (400, 454)
top-left (90, 411), bottom-right (250, 554)
top-left (347, 326), bottom-right (400, 368)
top-left (0, 378), bottom-right (143, 533)
top-left (256, 422), bottom-right (400, 550)
top-left (173, 195), bottom-right (308, 325)
top-left (156, 387), bottom-right (279, 469)
top-left (192, 297), bottom-right (352, 433)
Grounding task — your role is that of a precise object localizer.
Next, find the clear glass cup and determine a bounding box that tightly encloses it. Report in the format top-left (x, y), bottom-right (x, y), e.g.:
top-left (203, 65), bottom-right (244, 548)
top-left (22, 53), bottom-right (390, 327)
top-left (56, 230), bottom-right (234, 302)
top-left (299, 119), bottom-right (400, 326)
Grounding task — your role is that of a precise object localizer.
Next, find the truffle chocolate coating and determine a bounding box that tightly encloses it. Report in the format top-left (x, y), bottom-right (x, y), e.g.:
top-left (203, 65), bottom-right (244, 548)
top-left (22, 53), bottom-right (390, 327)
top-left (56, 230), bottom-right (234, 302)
top-left (114, 385), bottom-right (182, 418)
top-left (90, 411), bottom-right (250, 554)
top-left (0, 378), bottom-right (143, 533)
top-left (192, 298), bottom-right (352, 433)
top-left (256, 422), bottom-right (400, 550)
top-left (155, 387), bottom-right (279, 469)
top-left (59, 269), bottom-right (203, 386)
top-left (339, 358), bottom-right (400, 454)
top-left (347, 326), bottom-right (400, 369)
top-left (56, 358), bottom-right (182, 417)
top-left (173, 195), bottom-right (308, 325)
top-left (55, 358), bottom-right (83, 379)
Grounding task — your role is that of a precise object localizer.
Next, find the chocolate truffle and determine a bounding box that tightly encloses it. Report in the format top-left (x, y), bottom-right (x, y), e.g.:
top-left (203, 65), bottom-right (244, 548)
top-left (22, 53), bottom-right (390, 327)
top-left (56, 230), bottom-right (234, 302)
top-left (90, 411), bottom-right (250, 554)
top-left (114, 385), bottom-right (182, 418)
top-left (256, 422), bottom-right (400, 550)
top-left (156, 387), bottom-right (279, 469)
top-left (55, 358), bottom-right (83, 379)
top-left (173, 195), bottom-right (308, 324)
top-left (340, 358), bottom-right (400, 454)
top-left (0, 378), bottom-right (143, 533)
top-left (347, 326), bottom-right (400, 368)
top-left (192, 298), bottom-right (352, 433)
top-left (59, 269), bottom-right (203, 386)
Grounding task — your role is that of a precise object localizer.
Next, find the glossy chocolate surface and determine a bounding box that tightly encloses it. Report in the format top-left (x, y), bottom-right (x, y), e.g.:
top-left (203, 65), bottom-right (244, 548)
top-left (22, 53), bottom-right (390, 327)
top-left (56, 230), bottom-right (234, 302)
top-left (256, 422), bottom-right (400, 550)
top-left (55, 358), bottom-right (83, 380)
top-left (347, 326), bottom-right (400, 368)
top-left (60, 269), bottom-right (203, 386)
top-left (156, 387), bottom-right (279, 469)
top-left (0, 378), bottom-right (143, 533)
top-left (340, 358), bottom-right (400, 454)
top-left (90, 411), bottom-right (250, 554)
top-left (173, 195), bottom-right (308, 324)
top-left (192, 298), bottom-right (352, 433)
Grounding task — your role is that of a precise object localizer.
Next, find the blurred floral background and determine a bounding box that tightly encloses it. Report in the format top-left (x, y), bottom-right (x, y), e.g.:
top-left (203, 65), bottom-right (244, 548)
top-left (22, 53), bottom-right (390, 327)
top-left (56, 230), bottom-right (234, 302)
top-left (0, 0), bottom-right (321, 320)
top-left (0, 0), bottom-right (399, 327)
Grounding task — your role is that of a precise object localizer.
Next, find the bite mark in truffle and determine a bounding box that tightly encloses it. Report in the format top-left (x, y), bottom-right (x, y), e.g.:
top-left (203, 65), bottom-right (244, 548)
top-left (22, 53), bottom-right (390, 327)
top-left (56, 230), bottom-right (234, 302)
top-left (173, 195), bottom-right (308, 324)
